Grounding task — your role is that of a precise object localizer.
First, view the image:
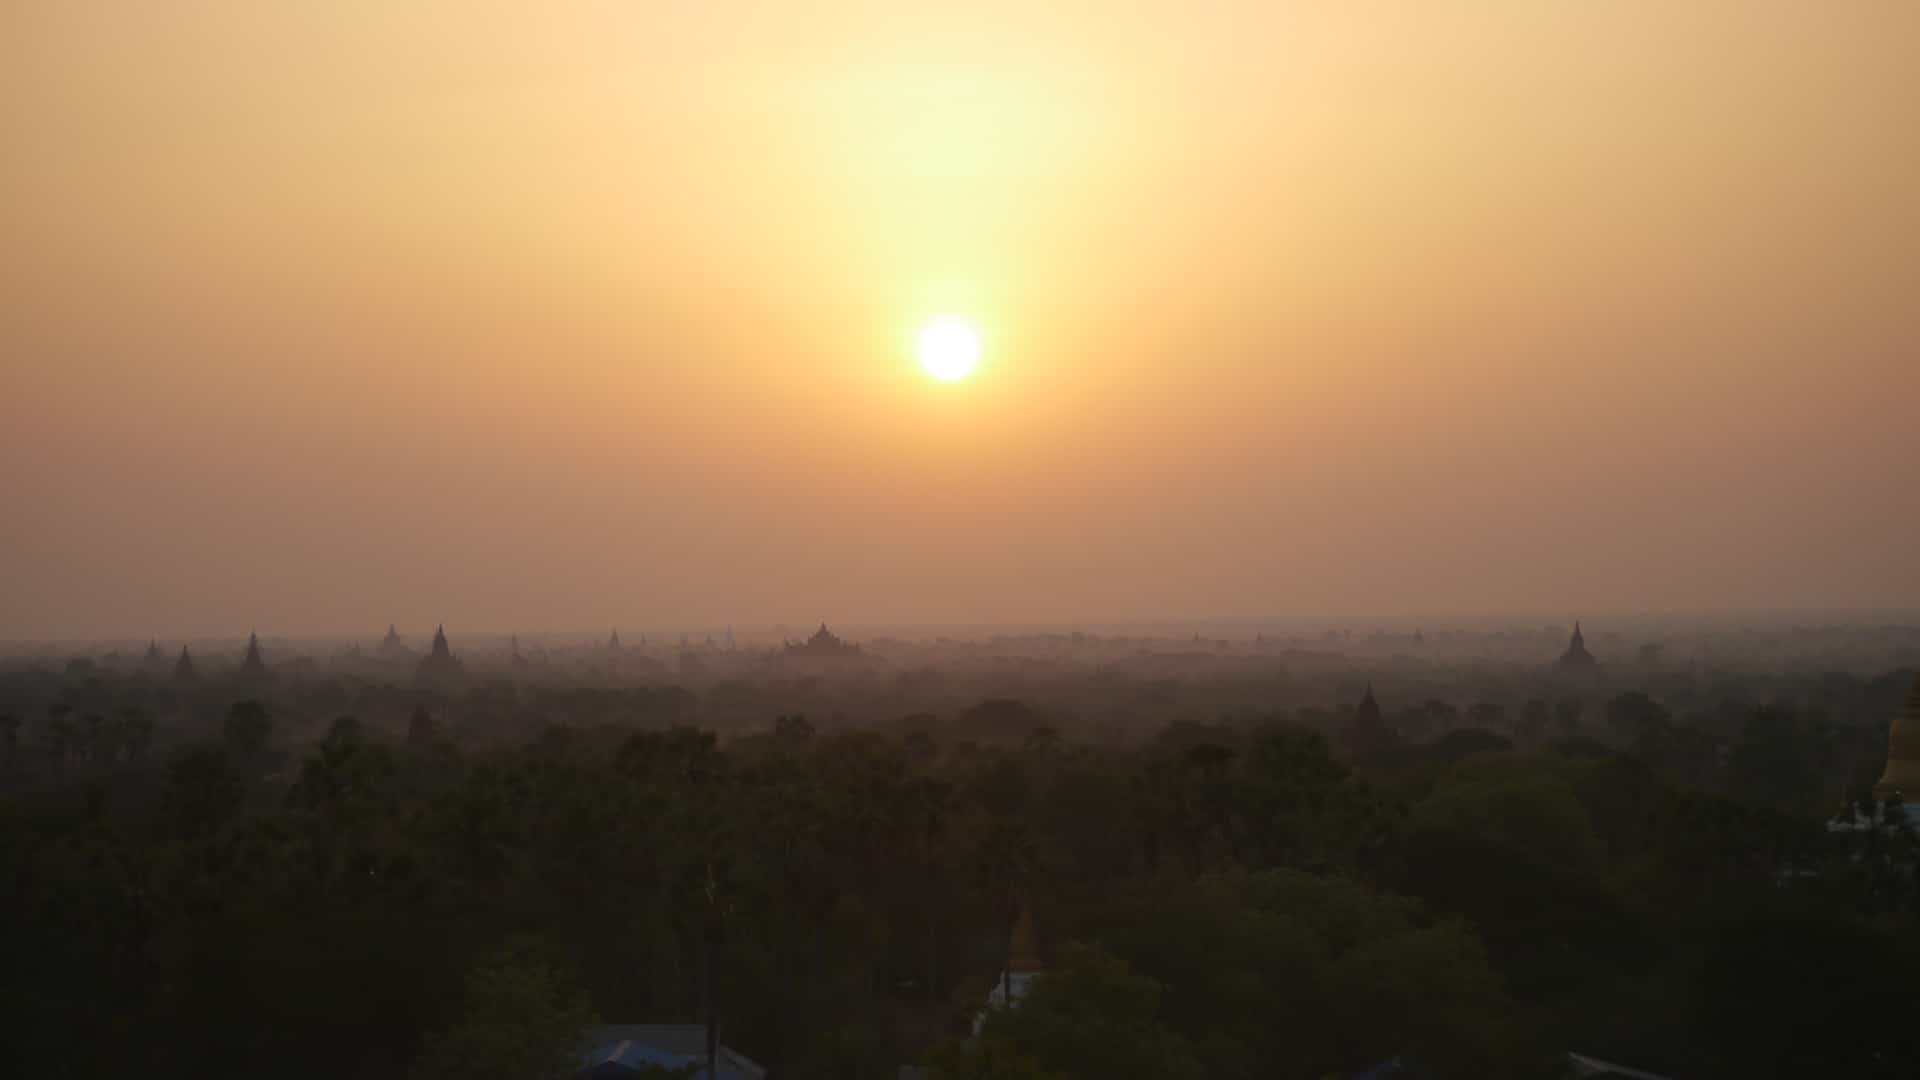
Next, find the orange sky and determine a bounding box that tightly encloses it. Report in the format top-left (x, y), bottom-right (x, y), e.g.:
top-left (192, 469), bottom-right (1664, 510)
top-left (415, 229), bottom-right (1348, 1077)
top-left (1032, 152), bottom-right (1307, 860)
top-left (3, 2), bottom-right (1917, 638)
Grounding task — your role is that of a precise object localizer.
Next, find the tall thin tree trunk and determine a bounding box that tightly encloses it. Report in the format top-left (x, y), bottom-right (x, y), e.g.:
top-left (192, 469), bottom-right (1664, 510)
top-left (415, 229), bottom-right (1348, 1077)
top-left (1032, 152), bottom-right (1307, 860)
top-left (703, 930), bottom-right (717, 1077)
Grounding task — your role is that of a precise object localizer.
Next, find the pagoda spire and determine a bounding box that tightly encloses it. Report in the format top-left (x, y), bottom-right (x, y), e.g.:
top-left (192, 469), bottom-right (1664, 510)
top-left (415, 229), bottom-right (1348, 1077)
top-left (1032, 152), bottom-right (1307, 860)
top-left (416, 625), bottom-right (465, 685)
top-left (1558, 620), bottom-right (1597, 670)
top-left (239, 631), bottom-right (268, 678)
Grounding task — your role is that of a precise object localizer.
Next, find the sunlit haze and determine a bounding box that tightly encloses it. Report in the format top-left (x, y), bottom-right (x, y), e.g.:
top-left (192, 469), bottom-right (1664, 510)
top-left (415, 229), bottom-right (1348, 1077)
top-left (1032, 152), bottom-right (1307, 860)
top-left (4, 1), bottom-right (1917, 639)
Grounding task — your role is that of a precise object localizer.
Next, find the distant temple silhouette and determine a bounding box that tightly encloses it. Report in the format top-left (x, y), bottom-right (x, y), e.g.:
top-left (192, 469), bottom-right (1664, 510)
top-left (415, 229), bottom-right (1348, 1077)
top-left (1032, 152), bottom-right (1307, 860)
top-left (172, 646), bottom-right (197, 682)
top-left (1558, 621), bottom-right (1598, 671)
top-left (238, 632), bottom-right (270, 680)
top-left (608, 629), bottom-right (624, 652)
top-left (378, 624), bottom-right (416, 662)
top-left (1344, 683), bottom-right (1392, 755)
top-left (785, 623), bottom-right (862, 659)
top-left (415, 625), bottom-right (466, 684)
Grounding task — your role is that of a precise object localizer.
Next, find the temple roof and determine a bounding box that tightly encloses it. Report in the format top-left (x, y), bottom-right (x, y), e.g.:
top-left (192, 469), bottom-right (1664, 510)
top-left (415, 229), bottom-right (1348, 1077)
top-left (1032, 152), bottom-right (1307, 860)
top-left (787, 622), bottom-right (860, 657)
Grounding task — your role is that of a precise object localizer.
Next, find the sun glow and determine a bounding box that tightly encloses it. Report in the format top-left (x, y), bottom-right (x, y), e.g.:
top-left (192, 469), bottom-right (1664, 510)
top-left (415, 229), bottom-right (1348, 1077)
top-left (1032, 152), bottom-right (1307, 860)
top-left (916, 318), bottom-right (981, 381)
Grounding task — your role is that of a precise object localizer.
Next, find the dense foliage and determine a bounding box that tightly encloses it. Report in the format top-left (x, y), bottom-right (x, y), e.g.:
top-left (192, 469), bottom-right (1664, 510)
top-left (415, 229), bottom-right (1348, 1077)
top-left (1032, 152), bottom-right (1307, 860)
top-left (3, 679), bottom-right (1917, 1078)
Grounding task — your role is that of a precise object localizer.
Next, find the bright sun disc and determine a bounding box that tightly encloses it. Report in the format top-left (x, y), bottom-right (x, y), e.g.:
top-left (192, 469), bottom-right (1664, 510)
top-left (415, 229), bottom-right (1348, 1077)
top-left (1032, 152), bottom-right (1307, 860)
top-left (917, 318), bottom-right (981, 381)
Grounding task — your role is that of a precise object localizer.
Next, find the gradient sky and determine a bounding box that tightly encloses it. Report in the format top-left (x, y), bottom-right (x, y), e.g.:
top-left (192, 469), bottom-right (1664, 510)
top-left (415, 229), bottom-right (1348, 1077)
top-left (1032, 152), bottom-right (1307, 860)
top-left (4, 2), bottom-right (1917, 639)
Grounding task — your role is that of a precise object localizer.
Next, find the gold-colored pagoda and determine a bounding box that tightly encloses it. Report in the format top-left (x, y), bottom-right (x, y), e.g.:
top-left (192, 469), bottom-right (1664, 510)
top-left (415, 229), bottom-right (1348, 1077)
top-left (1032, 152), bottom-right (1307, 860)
top-left (1873, 677), bottom-right (1920, 802)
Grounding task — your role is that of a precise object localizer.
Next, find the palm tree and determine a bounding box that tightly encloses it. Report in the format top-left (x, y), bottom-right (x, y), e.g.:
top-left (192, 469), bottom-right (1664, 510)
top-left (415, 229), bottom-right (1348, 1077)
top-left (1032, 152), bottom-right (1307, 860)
top-left (975, 820), bottom-right (1038, 1006)
top-left (0, 713), bottom-right (18, 771)
top-left (46, 704), bottom-right (74, 772)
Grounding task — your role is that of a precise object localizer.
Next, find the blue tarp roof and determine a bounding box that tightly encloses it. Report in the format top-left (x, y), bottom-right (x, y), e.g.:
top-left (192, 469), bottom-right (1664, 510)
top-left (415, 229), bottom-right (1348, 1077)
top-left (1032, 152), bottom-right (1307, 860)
top-left (577, 1026), bottom-right (765, 1080)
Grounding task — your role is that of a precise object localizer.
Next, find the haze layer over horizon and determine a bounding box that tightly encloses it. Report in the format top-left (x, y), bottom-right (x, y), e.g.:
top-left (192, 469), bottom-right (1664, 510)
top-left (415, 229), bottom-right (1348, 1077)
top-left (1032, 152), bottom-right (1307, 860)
top-left (4, 2), bottom-right (1918, 639)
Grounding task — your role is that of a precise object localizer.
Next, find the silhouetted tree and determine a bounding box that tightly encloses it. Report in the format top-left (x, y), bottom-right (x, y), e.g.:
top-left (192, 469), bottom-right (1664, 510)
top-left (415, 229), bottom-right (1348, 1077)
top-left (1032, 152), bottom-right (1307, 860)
top-left (223, 700), bottom-right (273, 761)
top-left (0, 713), bottom-right (18, 770)
top-left (411, 942), bottom-right (598, 1080)
top-left (164, 745), bottom-right (245, 839)
top-left (408, 705), bottom-right (439, 750)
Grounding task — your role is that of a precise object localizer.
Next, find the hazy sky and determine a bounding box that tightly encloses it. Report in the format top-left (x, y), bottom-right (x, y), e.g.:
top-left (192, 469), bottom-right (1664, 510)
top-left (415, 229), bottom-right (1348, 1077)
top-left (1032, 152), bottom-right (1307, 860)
top-left (4, 2), bottom-right (1917, 639)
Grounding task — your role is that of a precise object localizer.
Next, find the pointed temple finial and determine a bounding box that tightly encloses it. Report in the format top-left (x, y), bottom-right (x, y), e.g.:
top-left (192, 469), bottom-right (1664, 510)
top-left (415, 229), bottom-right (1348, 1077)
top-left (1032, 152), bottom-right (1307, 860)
top-left (239, 631), bottom-right (268, 677)
top-left (1558, 620), bottom-right (1596, 670)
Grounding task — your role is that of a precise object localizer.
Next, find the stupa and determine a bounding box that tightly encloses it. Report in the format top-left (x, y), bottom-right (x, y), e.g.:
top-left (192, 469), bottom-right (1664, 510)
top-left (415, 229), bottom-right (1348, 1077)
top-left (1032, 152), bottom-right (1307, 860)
top-left (1873, 677), bottom-right (1920, 808)
top-left (1557, 621), bottom-right (1597, 671)
top-left (974, 900), bottom-right (1044, 1034)
top-left (238, 632), bottom-right (270, 680)
top-left (1344, 683), bottom-right (1393, 755)
top-left (377, 624), bottom-right (416, 662)
top-left (415, 625), bottom-right (466, 685)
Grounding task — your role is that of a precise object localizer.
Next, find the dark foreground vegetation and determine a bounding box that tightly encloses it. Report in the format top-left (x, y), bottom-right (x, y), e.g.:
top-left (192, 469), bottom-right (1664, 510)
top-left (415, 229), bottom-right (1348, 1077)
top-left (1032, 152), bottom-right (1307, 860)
top-left (3, 652), bottom-right (1918, 1078)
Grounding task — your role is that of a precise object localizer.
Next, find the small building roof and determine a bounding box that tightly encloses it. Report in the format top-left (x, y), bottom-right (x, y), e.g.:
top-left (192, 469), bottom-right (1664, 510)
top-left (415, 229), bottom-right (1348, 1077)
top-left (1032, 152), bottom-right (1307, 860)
top-left (578, 1025), bottom-right (765, 1080)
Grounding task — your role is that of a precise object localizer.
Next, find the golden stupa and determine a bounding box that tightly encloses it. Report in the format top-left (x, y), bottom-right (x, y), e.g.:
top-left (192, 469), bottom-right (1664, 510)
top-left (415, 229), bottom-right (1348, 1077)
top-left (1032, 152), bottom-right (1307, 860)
top-left (1873, 677), bottom-right (1920, 802)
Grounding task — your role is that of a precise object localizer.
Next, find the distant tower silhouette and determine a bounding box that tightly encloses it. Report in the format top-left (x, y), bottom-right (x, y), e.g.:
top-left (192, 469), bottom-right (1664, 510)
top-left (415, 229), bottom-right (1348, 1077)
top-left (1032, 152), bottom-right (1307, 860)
top-left (378, 624), bottom-right (416, 662)
top-left (1356, 684), bottom-right (1382, 726)
top-left (1343, 683), bottom-right (1392, 756)
top-left (1558, 621), bottom-right (1598, 671)
top-left (608, 629), bottom-right (624, 652)
top-left (173, 646), bottom-right (197, 682)
top-left (416, 624), bottom-right (466, 685)
top-left (239, 632), bottom-right (269, 679)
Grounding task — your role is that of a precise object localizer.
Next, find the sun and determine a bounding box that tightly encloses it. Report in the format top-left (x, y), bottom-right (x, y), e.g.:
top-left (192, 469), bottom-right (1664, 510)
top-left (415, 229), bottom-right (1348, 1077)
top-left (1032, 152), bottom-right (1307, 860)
top-left (916, 317), bottom-right (981, 381)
